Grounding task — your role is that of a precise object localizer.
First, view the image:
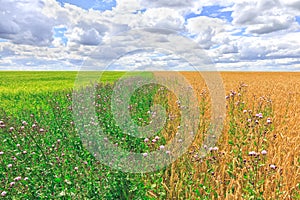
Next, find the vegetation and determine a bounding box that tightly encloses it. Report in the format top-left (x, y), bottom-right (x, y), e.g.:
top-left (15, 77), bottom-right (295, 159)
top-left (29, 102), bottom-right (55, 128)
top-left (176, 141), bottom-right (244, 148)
top-left (0, 71), bottom-right (299, 199)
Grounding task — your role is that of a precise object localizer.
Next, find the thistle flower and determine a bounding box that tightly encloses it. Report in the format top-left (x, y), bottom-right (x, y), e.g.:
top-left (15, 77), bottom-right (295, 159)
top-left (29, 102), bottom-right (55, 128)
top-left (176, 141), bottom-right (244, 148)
top-left (10, 182), bottom-right (15, 187)
top-left (9, 127), bottom-right (14, 132)
top-left (142, 153), bottom-right (148, 157)
top-left (159, 145), bottom-right (165, 150)
top-left (154, 136), bottom-right (160, 140)
top-left (269, 164), bottom-right (277, 170)
top-left (144, 138), bottom-right (149, 143)
top-left (39, 128), bottom-right (45, 133)
top-left (261, 150), bottom-right (267, 155)
top-left (1, 191), bottom-right (7, 197)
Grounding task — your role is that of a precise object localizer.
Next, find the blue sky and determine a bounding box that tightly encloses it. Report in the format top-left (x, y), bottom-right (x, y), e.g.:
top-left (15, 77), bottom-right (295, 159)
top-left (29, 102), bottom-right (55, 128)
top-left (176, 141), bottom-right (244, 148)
top-left (0, 0), bottom-right (299, 71)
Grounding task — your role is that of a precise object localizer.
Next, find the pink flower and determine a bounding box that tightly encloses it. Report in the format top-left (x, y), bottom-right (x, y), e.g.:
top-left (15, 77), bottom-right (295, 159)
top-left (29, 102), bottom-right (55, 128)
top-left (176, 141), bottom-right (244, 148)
top-left (247, 119), bottom-right (251, 122)
top-left (16, 144), bottom-right (20, 147)
top-left (1, 191), bottom-right (7, 197)
top-left (256, 113), bottom-right (263, 118)
top-left (270, 164), bottom-right (277, 170)
top-left (24, 177), bottom-right (29, 181)
top-left (248, 151), bottom-right (257, 156)
top-left (152, 139), bottom-right (157, 143)
top-left (142, 153), bottom-right (148, 157)
top-left (23, 151), bottom-right (27, 154)
top-left (267, 118), bottom-right (272, 124)
top-left (39, 128), bottom-right (45, 133)
top-left (74, 167), bottom-right (78, 171)
top-left (22, 121), bottom-right (28, 126)
top-left (243, 110), bottom-right (247, 113)
top-left (166, 150), bottom-right (171, 155)
top-left (159, 145), bottom-right (165, 150)
top-left (0, 151), bottom-right (3, 155)
top-left (14, 176), bottom-right (22, 181)
top-left (144, 138), bottom-right (149, 143)
top-left (155, 136), bottom-right (160, 140)
top-left (9, 127), bottom-right (14, 132)
top-left (261, 150), bottom-right (267, 155)
top-left (7, 164), bottom-right (12, 168)
top-left (57, 139), bottom-right (61, 143)
top-left (10, 182), bottom-right (15, 187)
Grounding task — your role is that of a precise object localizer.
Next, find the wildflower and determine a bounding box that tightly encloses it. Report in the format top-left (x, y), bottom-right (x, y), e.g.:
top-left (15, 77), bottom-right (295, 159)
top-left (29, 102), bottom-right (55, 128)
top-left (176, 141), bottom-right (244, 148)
top-left (16, 144), bottom-right (20, 147)
top-left (256, 113), bottom-right (263, 118)
top-left (155, 136), bottom-right (160, 140)
top-left (166, 150), bottom-right (171, 155)
top-left (142, 153), bottom-right (148, 157)
top-left (267, 118), bottom-right (272, 124)
top-left (261, 150), bottom-right (267, 155)
top-left (248, 151), bottom-right (257, 156)
top-left (24, 177), bottom-right (29, 181)
top-left (213, 147), bottom-right (219, 151)
top-left (10, 182), bottom-right (15, 187)
top-left (74, 167), bottom-right (78, 171)
top-left (7, 164), bottom-right (12, 168)
top-left (23, 151), bottom-right (27, 154)
top-left (0, 120), bottom-right (4, 125)
top-left (144, 138), bottom-right (149, 143)
top-left (247, 119), bottom-right (251, 122)
top-left (9, 127), bottom-right (14, 132)
top-left (39, 128), bottom-right (45, 133)
top-left (1, 191), bottom-right (7, 197)
top-left (20, 126), bottom-right (25, 130)
top-left (57, 139), bottom-right (61, 143)
top-left (0, 151), bottom-right (3, 155)
top-left (269, 164), bottom-right (277, 170)
top-left (159, 145), bottom-right (165, 150)
top-left (32, 124), bottom-right (37, 129)
top-left (243, 110), bottom-right (247, 113)
top-left (14, 176), bottom-right (22, 181)
top-left (22, 121), bottom-right (28, 126)
top-left (152, 139), bottom-right (157, 143)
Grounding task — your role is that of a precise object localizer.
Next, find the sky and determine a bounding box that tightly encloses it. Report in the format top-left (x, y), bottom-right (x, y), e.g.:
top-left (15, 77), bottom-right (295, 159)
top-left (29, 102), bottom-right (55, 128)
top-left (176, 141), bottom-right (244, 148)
top-left (0, 0), bottom-right (299, 71)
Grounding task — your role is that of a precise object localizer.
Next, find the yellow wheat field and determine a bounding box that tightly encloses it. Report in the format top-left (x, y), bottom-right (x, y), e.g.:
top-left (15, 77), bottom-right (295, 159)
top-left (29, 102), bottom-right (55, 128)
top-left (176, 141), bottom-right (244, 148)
top-left (146, 72), bottom-right (299, 200)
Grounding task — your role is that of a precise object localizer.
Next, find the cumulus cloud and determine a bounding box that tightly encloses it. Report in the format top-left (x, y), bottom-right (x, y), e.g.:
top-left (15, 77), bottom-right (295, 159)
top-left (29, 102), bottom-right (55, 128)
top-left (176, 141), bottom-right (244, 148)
top-left (232, 0), bottom-right (299, 34)
top-left (0, 0), bottom-right (299, 70)
top-left (0, 0), bottom-right (60, 46)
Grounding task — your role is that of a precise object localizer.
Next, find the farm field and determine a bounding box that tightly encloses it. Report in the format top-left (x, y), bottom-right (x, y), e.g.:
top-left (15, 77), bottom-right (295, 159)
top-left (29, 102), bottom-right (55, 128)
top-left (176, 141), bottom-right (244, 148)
top-left (0, 71), bottom-right (299, 199)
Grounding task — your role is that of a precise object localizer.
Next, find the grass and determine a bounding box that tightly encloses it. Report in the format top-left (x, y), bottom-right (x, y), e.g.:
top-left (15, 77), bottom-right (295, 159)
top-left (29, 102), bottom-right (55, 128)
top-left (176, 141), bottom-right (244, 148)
top-left (0, 71), bottom-right (299, 199)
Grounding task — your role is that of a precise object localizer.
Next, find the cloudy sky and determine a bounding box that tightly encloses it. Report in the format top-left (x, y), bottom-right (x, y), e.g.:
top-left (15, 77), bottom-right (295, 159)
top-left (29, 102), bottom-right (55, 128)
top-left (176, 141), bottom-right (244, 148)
top-left (0, 0), bottom-right (299, 71)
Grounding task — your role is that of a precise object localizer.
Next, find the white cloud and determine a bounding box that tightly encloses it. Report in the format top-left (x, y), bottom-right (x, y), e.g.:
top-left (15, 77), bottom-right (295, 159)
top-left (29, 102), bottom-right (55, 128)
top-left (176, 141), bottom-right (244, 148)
top-left (232, 0), bottom-right (299, 34)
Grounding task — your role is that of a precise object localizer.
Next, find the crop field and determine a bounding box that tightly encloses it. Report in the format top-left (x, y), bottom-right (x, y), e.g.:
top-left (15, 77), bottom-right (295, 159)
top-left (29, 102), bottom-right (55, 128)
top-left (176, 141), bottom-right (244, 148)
top-left (0, 71), bottom-right (299, 199)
